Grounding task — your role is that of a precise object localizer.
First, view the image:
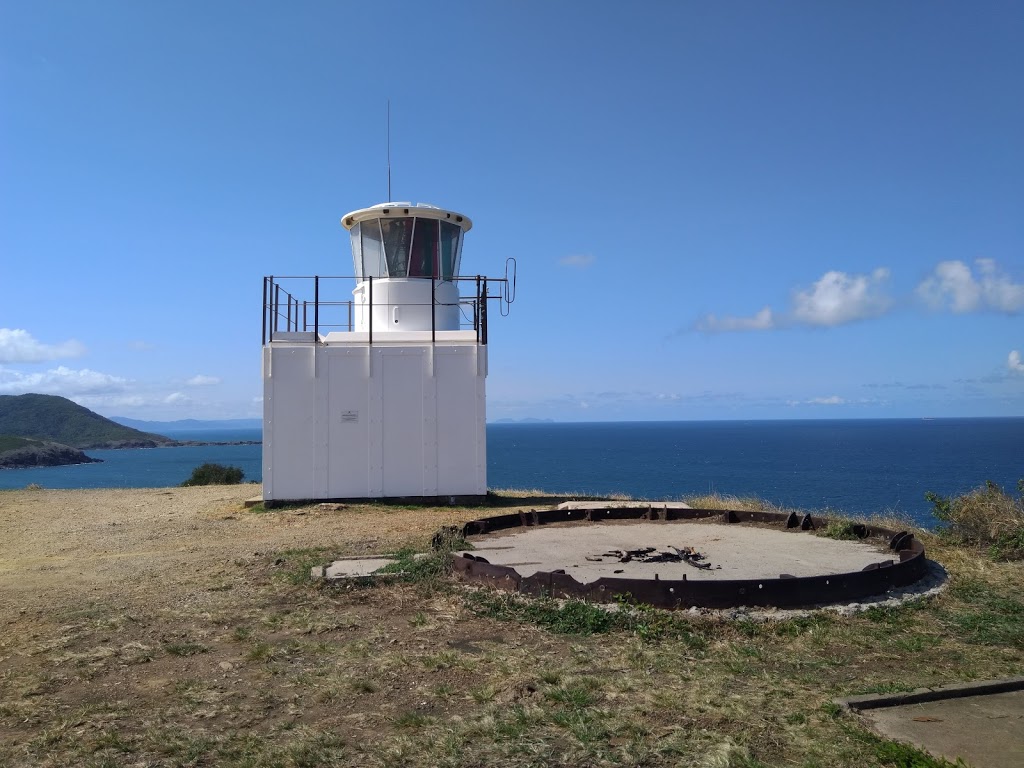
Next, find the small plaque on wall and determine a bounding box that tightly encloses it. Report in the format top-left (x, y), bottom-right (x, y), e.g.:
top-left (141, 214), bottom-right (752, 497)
top-left (340, 410), bottom-right (359, 423)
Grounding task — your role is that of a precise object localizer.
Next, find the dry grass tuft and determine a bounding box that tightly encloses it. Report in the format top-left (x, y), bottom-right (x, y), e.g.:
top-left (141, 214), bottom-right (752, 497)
top-left (926, 479), bottom-right (1024, 560)
top-left (682, 492), bottom-right (790, 513)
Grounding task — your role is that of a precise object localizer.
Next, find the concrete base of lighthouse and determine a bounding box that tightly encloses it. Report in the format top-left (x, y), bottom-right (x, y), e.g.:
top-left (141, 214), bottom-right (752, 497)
top-left (262, 331), bottom-right (487, 503)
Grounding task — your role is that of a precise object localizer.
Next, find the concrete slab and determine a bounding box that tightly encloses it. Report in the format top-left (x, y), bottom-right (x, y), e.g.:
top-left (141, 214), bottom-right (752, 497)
top-left (315, 553), bottom-right (431, 581)
top-left (313, 556), bottom-right (398, 580)
top-left (843, 678), bottom-right (1024, 768)
top-left (463, 520), bottom-right (893, 583)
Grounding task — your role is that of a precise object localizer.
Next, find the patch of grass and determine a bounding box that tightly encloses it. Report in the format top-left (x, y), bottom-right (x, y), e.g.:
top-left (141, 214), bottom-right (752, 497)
top-left (421, 650), bottom-right (472, 671)
top-left (92, 729), bottom-right (134, 753)
top-left (271, 546), bottom-right (335, 584)
top-left (935, 576), bottom-right (1024, 647)
top-left (820, 519), bottom-right (864, 540)
top-left (820, 701), bottom-right (844, 719)
top-left (377, 547), bottom-right (451, 584)
top-left (732, 614), bottom-right (833, 639)
top-left (463, 589), bottom-right (708, 648)
top-left (245, 642), bottom-right (276, 662)
top-left (545, 683), bottom-right (597, 709)
top-left (284, 732), bottom-right (347, 767)
top-left (162, 641), bottom-right (209, 657)
top-left (393, 711), bottom-right (432, 728)
top-left (926, 479), bottom-right (1024, 560)
top-left (682, 492), bottom-right (789, 513)
top-left (470, 684), bottom-right (496, 703)
top-left (539, 668), bottom-right (562, 685)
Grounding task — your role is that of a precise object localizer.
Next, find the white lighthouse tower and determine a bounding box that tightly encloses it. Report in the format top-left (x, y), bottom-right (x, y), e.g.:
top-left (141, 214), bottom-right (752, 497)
top-left (261, 202), bottom-right (511, 504)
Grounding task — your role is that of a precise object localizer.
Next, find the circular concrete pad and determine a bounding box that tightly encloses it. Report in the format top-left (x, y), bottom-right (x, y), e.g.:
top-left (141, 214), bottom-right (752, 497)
top-left (465, 520), bottom-right (894, 584)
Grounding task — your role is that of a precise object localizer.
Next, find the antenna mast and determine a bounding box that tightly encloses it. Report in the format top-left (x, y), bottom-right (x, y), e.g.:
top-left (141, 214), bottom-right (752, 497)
top-left (386, 100), bottom-right (392, 201)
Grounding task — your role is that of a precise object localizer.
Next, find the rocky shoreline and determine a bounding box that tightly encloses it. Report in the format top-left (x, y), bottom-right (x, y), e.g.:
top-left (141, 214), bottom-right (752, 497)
top-left (0, 441), bottom-right (103, 469)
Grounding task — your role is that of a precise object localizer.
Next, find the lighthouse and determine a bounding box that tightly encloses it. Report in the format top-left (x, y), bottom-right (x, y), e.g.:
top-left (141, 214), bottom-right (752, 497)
top-left (261, 202), bottom-right (512, 504)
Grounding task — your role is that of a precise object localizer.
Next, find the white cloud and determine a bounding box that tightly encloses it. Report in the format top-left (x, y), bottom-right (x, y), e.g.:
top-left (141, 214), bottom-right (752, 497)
top-left (559, 253), bottom-right (595, 268)
top-left (809, 395), bottom-right (846, 405)
top-left (1009, 350), bottom-right (1024, 374)
top-left (792, 268), bottom-right (891, 326)
top-left (696, 306), bottom-right (775, 333)
top-left (0, 328), bottom-right (86, 363)
top-left (0, 365), bottom-right (129, 395)
top-left (917, 259), bottom-right (1024, 313)
top-left (164, 392), bottom-right (190, 404)
top-left (74, 394), bottom-right (148, 409)
top-left (787, 396), bottom-right (847, 406)
top-left (186, 375), bottom-right (221, 386)
top-left (128, 340), bottom-right (156, 351)
top-left (694, 268), bottom-right (891, 333)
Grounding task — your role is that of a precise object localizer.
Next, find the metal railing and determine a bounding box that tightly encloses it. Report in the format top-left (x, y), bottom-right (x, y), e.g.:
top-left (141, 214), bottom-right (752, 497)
top-left (262, 260), bottom-right (515, 346)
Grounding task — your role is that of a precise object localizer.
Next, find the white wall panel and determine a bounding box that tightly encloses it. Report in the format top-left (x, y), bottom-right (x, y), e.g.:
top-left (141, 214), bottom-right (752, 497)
top-left (264, 340), bottom-right (487, 501)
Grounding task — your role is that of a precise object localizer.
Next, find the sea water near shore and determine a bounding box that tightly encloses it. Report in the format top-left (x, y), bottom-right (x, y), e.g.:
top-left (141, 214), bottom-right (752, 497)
top-left (1, 418), bottom-right (1021, 527)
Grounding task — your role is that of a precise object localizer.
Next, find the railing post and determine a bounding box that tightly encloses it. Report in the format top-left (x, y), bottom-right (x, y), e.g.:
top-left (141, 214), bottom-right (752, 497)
top-left (262, 277), bottom-right (268, 345)
top-left (481, 277), bottom-right (488, 345)
top-left (368, 276), bottom-right (373, 345)
top-left (431, 277), bottom-right (436, 344)
top-left (474, 276), bottom-right (481, 342)
top-left (314, 276), bottom-right (319, 340)
top-left (274, 283), bottom-right (281, 335)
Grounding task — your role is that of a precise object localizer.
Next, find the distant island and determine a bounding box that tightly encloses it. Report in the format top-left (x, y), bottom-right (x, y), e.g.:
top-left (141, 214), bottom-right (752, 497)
top-left (492, 418), bottom-right (555, 424)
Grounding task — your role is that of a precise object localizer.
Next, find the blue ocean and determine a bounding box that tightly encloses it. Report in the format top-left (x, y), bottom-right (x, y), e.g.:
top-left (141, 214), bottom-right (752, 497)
top-left (1, 419), bottom-right (1021, 528)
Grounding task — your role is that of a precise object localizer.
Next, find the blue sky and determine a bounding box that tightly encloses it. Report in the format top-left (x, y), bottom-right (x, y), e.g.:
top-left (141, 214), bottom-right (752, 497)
top-left (1, 1), bottom-right (1022, 422)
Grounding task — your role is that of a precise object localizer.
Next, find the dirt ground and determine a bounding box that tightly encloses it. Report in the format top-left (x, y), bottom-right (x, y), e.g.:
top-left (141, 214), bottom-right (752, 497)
top-left (2, 485), bottom-right (1022, 767)
top-left (0, 484), bottom-right (473, 612)
top-left (0, 486), bottom-right (590, 767)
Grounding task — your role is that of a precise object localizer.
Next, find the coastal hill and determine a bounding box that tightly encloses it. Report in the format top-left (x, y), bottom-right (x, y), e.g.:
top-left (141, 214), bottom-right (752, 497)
top-left (0, 393), bottom-right (175, 450)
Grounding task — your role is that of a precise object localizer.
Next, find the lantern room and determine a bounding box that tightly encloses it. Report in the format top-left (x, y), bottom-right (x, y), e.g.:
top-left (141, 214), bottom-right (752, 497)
top-left (342, 204), bottom-right (472, 333)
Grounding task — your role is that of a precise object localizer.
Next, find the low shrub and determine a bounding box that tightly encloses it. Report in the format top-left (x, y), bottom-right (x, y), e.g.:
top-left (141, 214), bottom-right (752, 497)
top-left (925, 479), bottom-right (1024, 560)
top-left (180, 463), bottom-right (245, 487)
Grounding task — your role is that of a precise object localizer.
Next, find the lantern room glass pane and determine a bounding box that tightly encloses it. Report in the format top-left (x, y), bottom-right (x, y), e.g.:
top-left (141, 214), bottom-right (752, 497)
top-left (409, 218), bottom-right (440, 277)
top-left (380, 217), bottom-right (413, 277)
top-left (360, 219), bottom-right (385, 277)
top-left (349, 222), bottom-right (362, 278)
top-left (439, 221), bottom-right (461, 281)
